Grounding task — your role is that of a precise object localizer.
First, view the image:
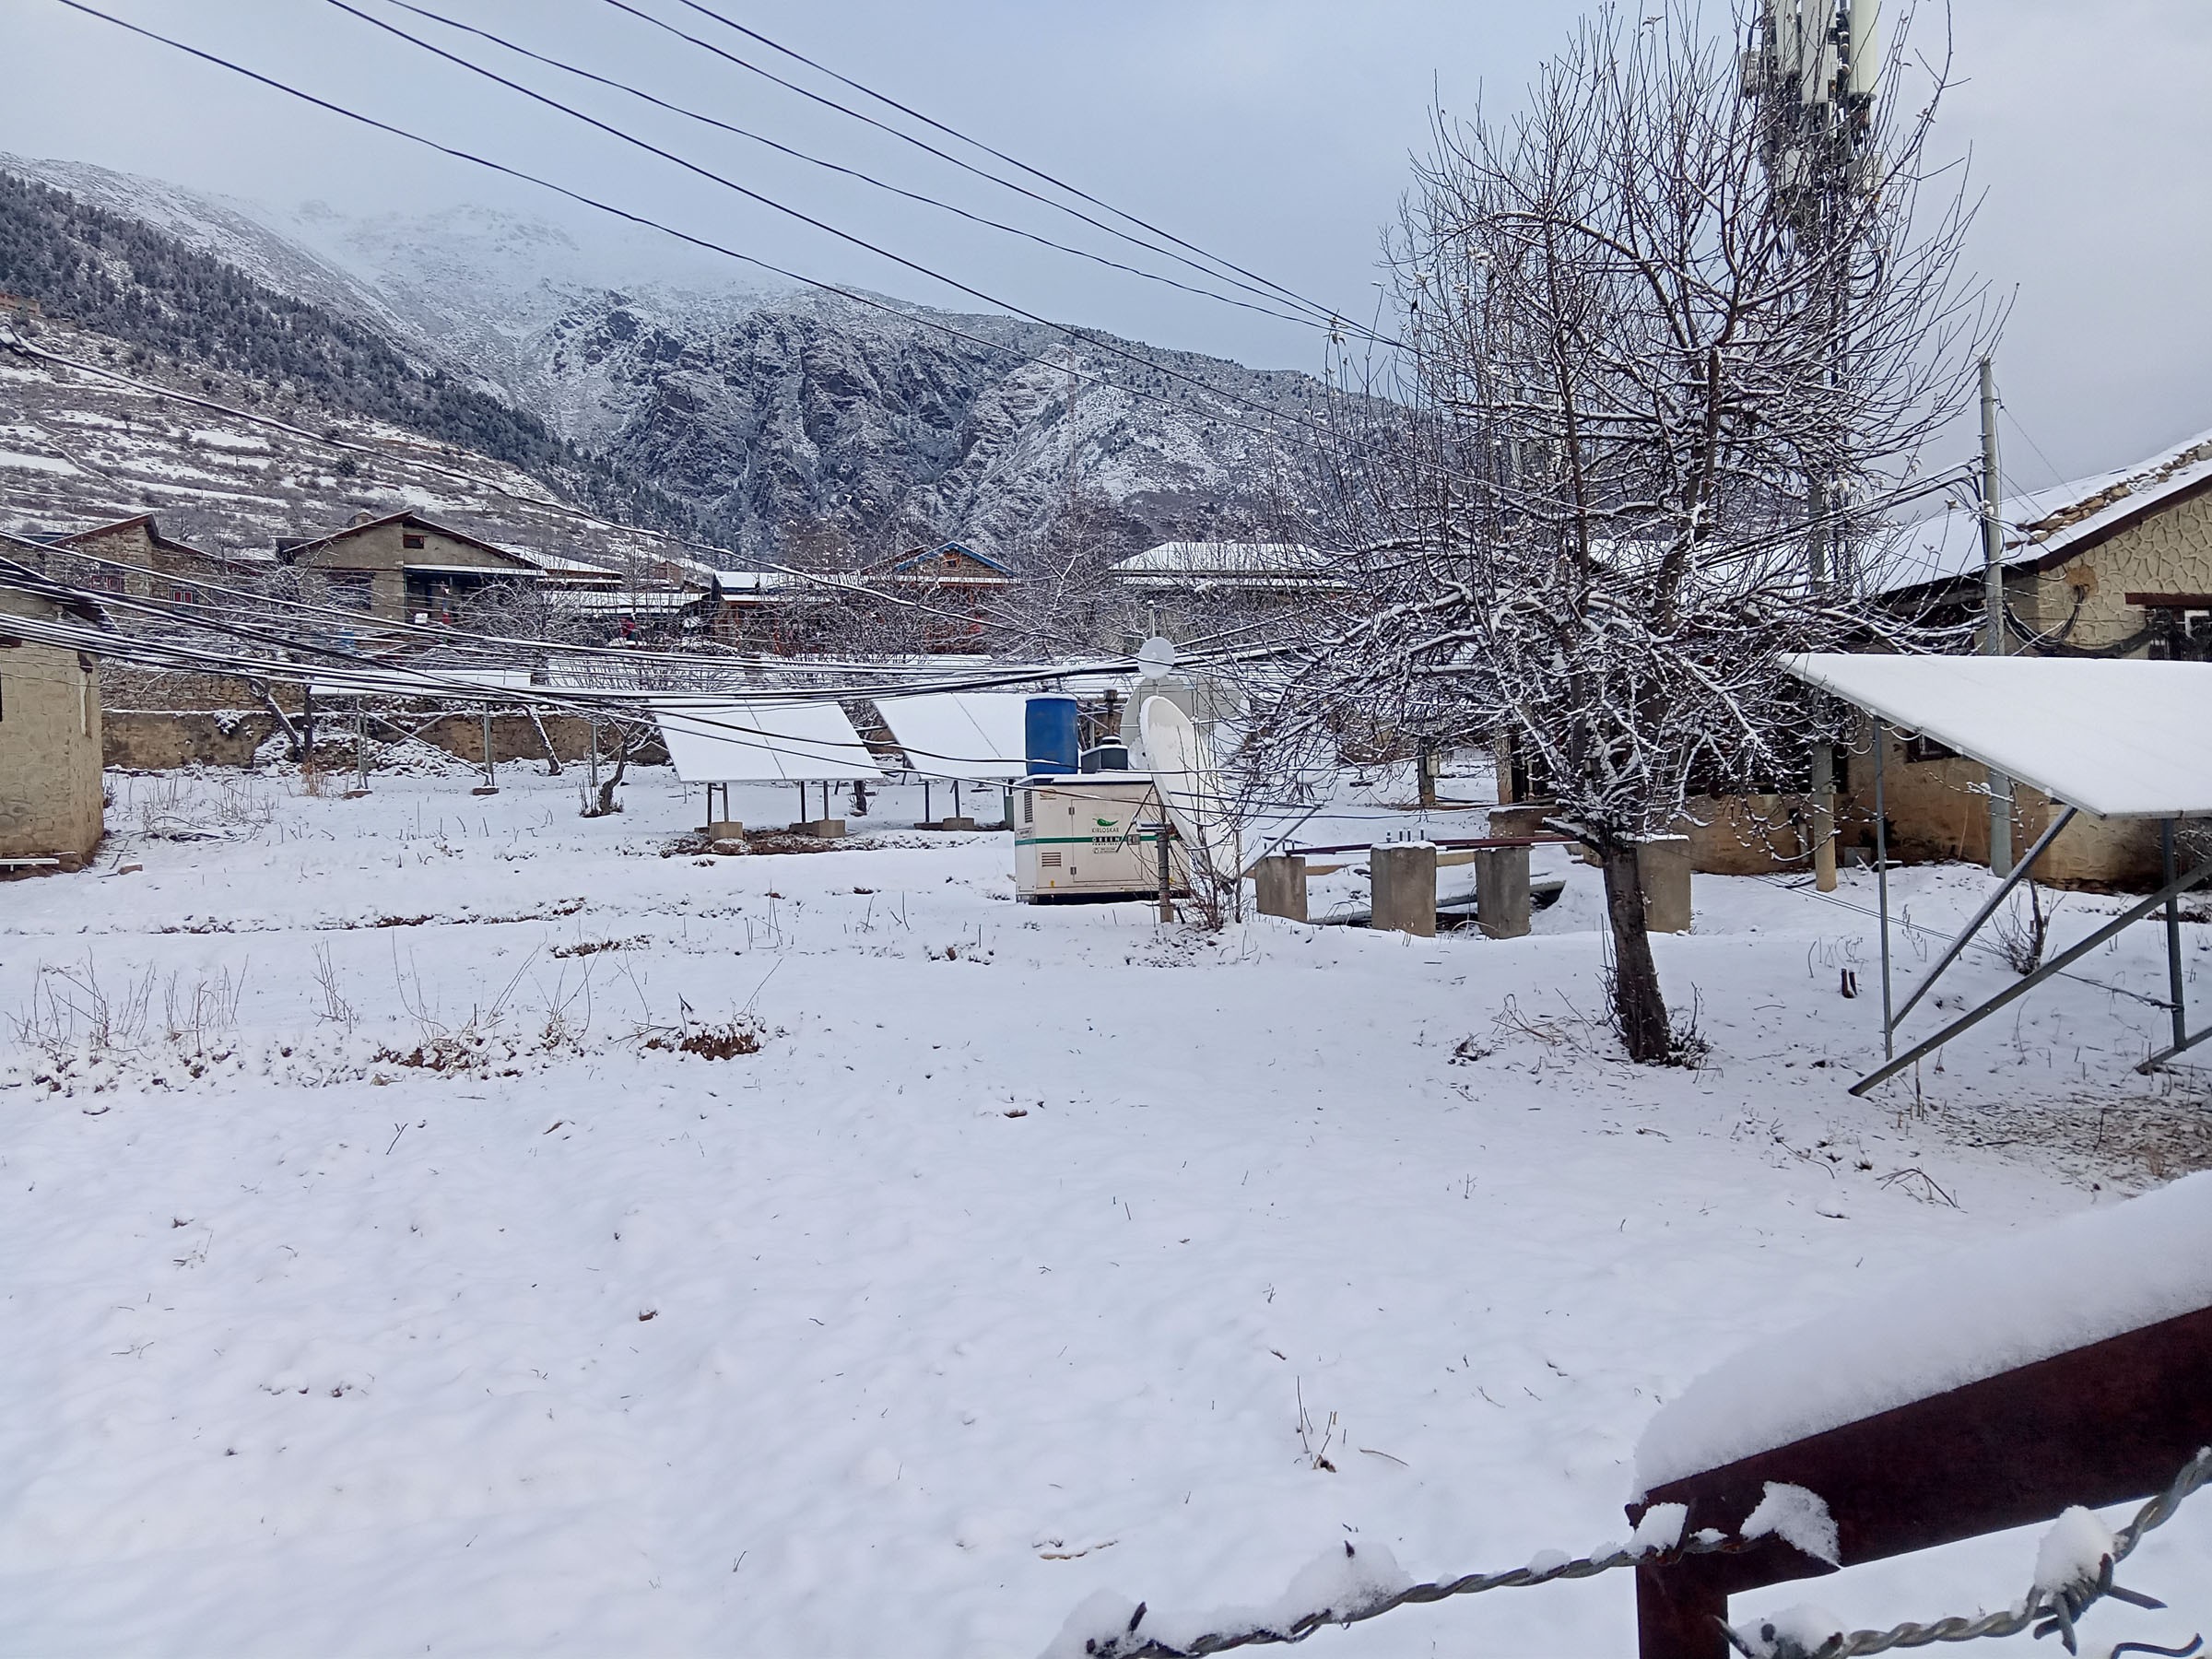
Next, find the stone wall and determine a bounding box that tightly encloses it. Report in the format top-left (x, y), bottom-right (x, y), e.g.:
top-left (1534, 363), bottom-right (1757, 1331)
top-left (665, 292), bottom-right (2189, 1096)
top-left (99, 706), bottom-right (663, 773)
top-left (0, 591), bottom-right (104, 861)
top-left (1840, 721), bottom-right (2163, 890)
top-left (2020, 488), bottom-right (2212, 650)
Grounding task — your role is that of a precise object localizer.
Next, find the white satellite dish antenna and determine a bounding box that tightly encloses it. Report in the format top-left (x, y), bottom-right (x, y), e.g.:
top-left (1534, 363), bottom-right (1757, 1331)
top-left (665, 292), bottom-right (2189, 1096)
top-left (1135, 636), bottom-right (1178, 680)
top-left (1141, 694), bottom-right (1242, 881)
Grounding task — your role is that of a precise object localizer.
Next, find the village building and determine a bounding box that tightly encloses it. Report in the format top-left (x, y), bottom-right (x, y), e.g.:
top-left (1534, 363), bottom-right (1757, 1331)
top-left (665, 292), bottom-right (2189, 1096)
top-left (1106, 540), bottom-right (1336, 639)
top-left (6, 512), bottom-right (247, 611)
top-left (276, 509), bottom-right (551, 625)
top-left (1856, 424), bottom-right (2212, 885)
top-left (0, 539), bottom-right (107, 868)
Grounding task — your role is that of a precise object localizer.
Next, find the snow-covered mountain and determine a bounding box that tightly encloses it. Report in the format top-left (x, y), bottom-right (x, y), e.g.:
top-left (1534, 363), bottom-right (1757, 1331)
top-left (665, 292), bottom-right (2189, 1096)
top-left (0, 155), bottom-right (1321, 562)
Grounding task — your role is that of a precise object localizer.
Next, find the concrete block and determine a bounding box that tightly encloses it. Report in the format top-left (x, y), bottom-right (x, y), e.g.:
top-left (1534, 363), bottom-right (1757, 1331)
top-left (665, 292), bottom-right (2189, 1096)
top-left (793, 818), bottom-right (845, 839)
top-left (1370, 841), bottom-right (1437, 937)
top-left (1486, 803), bottom-right (1554, 839)
top-left (1638, 834), bottom-right (1692, 933)
top-left (704, 819), bottom-right (745, 840)
top-left (919, 816), bottom-right (978, 831)
top-left (1472, 843), bottom-right (1532, 939)
top-left (1254, 854), bottom-right (1309, 923)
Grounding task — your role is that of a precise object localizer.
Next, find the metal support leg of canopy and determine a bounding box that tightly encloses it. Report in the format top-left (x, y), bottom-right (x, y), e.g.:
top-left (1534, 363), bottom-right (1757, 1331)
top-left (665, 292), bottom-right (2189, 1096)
top-left (2137, 817), bottom-right (2212, 1073)
top-left (1853, 850), bottom-right (2212, 1096)
top-left (1887, 806), bottom-right (2080, 1032)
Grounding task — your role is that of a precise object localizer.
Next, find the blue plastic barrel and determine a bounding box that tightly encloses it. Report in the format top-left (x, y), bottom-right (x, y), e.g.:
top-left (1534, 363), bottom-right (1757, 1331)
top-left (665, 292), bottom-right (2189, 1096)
top-left (1024, 695), bottom-right (1080, 775)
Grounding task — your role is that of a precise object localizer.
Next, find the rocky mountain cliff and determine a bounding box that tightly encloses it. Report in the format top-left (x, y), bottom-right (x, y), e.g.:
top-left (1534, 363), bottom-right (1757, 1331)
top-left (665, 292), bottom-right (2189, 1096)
top-left (0, 155), bottom-right (1324, 566)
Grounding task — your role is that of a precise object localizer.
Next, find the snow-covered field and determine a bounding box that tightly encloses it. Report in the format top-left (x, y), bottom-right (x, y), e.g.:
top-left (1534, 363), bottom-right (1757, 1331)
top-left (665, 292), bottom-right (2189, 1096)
top-left (2, 763), bottom-right (2206, 1657)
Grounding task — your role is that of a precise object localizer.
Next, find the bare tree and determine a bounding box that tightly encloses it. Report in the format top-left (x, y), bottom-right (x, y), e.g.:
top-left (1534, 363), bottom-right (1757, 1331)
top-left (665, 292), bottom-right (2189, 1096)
top-left (1259, 1), bottom-right (1990, 1060)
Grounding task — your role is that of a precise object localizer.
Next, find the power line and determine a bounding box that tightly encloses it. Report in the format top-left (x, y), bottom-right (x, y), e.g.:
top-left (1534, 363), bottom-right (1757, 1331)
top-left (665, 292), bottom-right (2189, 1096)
top-left (0, 326), bottom-right (1065, 645)
top-left (610, 0), bottom-right (1366, 337)
top-left (48, 0), bottom-right (1316, 463)
top-left (371, 0), bottom-right (1348, 340)
top-left (313, 0), bottom-right (1329, 443)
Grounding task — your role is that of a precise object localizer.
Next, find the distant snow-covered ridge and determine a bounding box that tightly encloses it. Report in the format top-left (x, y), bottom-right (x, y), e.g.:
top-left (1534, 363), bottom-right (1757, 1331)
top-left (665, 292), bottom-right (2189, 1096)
top-left (1, 154), bottom-right (1324, 561)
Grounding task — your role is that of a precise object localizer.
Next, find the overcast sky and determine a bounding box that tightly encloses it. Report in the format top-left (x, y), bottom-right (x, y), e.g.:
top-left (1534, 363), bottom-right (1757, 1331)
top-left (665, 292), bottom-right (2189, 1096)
top-left (6, 0), bottom-right (2209, 484)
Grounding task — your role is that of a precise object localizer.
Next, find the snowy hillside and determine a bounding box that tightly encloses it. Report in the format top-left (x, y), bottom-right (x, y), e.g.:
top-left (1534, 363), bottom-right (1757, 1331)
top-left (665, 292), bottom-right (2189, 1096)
top-left (1, 155), bottom-right (1325, 560)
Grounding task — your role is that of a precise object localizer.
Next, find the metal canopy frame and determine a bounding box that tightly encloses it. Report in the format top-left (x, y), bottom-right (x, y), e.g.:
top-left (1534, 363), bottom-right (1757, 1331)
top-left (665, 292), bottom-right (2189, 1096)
top-left (1854, 716), bottom-right (2212, 1096)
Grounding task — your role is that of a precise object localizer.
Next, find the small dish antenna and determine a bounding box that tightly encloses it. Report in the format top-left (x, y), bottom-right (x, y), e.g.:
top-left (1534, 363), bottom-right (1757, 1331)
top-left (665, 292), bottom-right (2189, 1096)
top-left (1135, 636), bottom-right (1177, 680)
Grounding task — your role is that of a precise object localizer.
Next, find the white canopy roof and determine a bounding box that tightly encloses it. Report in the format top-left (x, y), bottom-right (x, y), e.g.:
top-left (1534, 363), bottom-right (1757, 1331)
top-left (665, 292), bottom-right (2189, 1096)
top-left (1784, 653), bottom-right (2212, 818)
top-left (653, 698), bottom-right (881, 783)
top-left (872, 691), bottom-right (1029, 782)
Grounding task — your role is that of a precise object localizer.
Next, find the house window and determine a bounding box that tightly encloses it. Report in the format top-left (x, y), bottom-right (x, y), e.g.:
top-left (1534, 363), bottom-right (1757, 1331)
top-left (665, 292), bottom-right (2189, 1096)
top-left (402, 532), bottom-right (426, 551)
top-left (1902, 732), bottom-right (1957, 764)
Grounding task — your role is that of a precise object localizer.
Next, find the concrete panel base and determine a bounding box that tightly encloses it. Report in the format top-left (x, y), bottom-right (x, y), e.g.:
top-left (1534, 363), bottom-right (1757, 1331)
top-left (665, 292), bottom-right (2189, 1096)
top-left (1370, 841), bottom-right (1437, 937)
top-left (1472, 844), bottom-right (1532, 939)
top-left (704, 820), bottom-right (745, 839)
top-left (1254, 854), bottom-right (1309, 923)
top-left (791, 818), bottom-right (846, 839)
top-left (1639, 835), bottom-right (1693, 933)
top-left (918, 817), bottom-right (978, 831)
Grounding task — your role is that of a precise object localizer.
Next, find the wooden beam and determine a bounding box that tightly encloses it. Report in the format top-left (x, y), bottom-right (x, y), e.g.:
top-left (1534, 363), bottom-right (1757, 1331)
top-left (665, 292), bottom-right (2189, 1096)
top-left (1631, 1305), bottom-right (2212, 1658)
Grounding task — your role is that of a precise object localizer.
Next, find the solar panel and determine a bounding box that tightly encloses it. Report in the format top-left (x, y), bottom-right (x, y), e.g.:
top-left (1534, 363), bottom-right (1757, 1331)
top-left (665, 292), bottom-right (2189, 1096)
top-left (872, 692), bottom-right (1030, 782)
top-left (653, 698), bottom-right (882, 783)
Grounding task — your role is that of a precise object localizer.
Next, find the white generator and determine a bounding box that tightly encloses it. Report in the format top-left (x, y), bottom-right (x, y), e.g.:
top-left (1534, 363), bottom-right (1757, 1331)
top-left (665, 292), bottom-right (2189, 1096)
top-left (1013, 774), bottom-right (1186, 903)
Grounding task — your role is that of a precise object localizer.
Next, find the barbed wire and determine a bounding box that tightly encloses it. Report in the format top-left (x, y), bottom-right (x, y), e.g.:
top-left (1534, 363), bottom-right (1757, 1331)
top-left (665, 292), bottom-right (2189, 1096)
top-left (1076, 1446), bottom-right (2211, 1659)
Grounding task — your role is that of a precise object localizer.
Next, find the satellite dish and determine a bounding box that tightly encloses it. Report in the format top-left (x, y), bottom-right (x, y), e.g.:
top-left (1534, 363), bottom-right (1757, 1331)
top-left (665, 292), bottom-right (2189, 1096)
top-left (1141, 694), bottom-right (1242, 880)
top-left (1135, 636), bottom-right (1177, 680)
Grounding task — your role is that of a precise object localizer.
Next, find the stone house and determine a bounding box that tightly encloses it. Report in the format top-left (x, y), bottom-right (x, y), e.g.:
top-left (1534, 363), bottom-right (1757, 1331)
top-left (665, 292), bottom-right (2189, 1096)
top-left (0, 543), bottom-right (107, 867)
top-left (1106, 540), bottom-right (1337, 641)
top-left (1859, 424), bottom-right (2212, 886)
top-left (7, 513), bottom-right (248, 613)
top-left (276, 510), bottom-right (546, 624)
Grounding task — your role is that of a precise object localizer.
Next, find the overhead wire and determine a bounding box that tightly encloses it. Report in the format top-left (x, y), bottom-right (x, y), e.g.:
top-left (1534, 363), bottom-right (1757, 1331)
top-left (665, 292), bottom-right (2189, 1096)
top-left (0, 328), bottom-right (1130, 655)
top-left (48, 0), bottom-right (1323, 467)
top-left (370, 0), bottom-right (1347, 340)
top-left (607, 0), bottom-right (1369, 337)
top-left (306, 0), bottom-right (1332, 445)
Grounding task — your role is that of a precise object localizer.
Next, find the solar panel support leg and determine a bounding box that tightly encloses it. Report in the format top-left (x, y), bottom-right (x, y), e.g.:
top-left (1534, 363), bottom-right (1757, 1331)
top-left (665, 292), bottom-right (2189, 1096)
top-left (1854, 855), bottom-right (2212, 1095)
top-left (1874, 721), bottom-right (1893, 1062)
top-left (1890, 806), bottom-right (2077, 1031)
top-left (2165, 818), bottom-right (2186, 1053)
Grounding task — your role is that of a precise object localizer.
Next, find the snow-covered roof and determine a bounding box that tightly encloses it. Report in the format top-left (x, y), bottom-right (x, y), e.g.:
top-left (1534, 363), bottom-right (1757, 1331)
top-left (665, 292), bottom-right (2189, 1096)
top-left (513, 547), bottom-right (623, 582)
top-left (1111, 541), bottom-right (1335, 591)
top-left (653, 697), bottom-right (882, 783)
top-left (1635, 1171), bottom-right (2212, 1494)
top-left (1882, 425), bottom-right (2212, 595)
top-left (1784, 653), bottom-right (2212, 818)
top-left (872, 691), bottom-right (1030, 782)
top-left (712, 570), bottom-right (806, 596)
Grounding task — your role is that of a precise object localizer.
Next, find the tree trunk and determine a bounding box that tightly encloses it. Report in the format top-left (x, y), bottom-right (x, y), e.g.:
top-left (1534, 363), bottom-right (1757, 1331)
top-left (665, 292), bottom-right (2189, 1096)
top-left (1600, 843), bottom-right (1672, 1063)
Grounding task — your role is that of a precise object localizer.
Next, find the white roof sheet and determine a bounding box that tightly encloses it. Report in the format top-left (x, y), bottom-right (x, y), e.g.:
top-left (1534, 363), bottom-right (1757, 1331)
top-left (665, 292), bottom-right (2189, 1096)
top-left (1784, 653), bottom-right (2212, 818)
top-left (872, 691), bottom-right (1030, 782)
top-left (653, 698), bottom-right (881, 783)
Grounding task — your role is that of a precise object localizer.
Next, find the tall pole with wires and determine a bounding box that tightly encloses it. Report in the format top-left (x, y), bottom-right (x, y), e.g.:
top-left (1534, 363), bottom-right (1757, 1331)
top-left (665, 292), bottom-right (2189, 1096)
top-left (1980, 354), bottom-right (2014, 875)
top-left (1747, 1), bottom-right (1878, 893)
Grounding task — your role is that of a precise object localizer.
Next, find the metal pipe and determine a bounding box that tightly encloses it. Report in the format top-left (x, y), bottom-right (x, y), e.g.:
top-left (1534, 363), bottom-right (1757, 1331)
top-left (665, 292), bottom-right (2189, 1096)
top-left (1891, 805), bottom-right (2078, 1029)
top-left (1980, 356), bottom-right (2014, 876)
top-left (1874, 718), bottom-right (1893, 1060)
top-left (1853, 853), bottom-right (2212, 1095)
top-left (2165, 818), bottom-right (2187, 1053)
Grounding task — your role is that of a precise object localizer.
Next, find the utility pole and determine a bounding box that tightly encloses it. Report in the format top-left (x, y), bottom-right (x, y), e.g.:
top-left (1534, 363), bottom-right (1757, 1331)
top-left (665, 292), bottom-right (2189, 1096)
top-left (1980, 356), bottom-right (2013, 876)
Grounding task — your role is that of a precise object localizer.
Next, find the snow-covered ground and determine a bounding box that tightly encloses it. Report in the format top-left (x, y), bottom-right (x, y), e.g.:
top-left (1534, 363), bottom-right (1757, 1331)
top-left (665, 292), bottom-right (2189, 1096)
top-left (2, 763), bottom-right (2206, 1657)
